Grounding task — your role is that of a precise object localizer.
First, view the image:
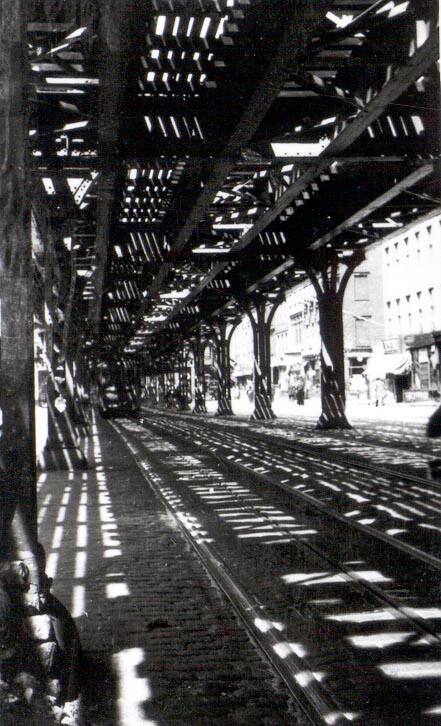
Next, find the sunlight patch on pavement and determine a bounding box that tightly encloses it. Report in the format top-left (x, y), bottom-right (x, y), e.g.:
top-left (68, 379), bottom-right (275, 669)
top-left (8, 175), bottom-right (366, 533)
top-left (273, 641), bottom-right (308, 658)
top-left (113, 648), bottom-right (156, 725)
top-left (106, 582), bottom-right (131, 599)
top-left (348, 632), bottom-right (413, 649)
top-left (379, 661), bottom-right (441, 679)
top-left (254, 618), bottom-right (284, 633)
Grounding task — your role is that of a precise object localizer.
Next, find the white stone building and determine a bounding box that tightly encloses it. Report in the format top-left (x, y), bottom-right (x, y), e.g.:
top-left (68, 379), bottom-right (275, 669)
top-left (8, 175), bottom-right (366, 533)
top-left (380, 210), bottom-right (441, 399)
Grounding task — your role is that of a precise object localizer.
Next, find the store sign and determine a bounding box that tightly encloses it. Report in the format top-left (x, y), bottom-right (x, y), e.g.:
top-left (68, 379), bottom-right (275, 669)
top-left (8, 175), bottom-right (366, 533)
top-left (383, 338), bottom-right (400, 353)
top-left (404, 333), bottom-right (434, 348)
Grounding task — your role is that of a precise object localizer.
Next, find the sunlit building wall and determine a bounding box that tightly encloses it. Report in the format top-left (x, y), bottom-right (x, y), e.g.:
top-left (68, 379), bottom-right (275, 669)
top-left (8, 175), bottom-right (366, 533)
top-left (382, 210), bottom-right (441, 398)
top-left (343, 244), bottom-right (385, 397)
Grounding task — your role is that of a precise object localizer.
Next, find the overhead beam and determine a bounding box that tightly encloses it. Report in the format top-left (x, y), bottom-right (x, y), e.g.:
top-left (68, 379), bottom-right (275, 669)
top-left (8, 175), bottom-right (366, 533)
top-left (232, 30), bottom-right (439, 253)
top-left (158, 262), bottom-right (227, 325)
top-left (88, 0), bottom-right (132, 337)
top-left (135, 0), bottom-right (330, 331)
top-left (133, 158), bottom-right (437, 344)
top-left (309, 163), bottom-right (435, 250)
top-left (171, 162), bottom-right (437, 328)
top-left (246, 259), bottom-right (296, 293)
top-left (171, 0), bottom-right (330, 256)
top-left (131, 158), bottom-right (436, 345)
top-left (32, 155), bottom-right (410, 174)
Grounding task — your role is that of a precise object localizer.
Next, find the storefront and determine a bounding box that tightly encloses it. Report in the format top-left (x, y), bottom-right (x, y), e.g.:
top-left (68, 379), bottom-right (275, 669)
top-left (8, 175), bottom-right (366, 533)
top-left (272, 364), bottom-right (288, 395)
top-left (404, 332), bottom-right (441, 400)
top-left (347, 355), bottom-right (369, 399)
top-left (303, 356), bottom-right (320, 398)
top-left (366, 349), bottom-right (412, 403)
top-left (232, 362), bottom-right (253, 397)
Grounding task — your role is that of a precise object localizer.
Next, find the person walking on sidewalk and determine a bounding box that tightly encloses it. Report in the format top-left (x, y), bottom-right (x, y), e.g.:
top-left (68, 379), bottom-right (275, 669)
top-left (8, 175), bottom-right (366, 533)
top-left (295, 376), bottom-right (305, 406)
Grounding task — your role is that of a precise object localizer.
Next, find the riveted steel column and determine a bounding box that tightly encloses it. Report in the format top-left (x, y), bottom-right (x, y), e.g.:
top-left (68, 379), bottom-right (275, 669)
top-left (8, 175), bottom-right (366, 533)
top-left (176, 346), bottom-right (190, 410)
top-left (304, 250), bottom-right (364, 429)
top-left (250, 303), bottom-right (274, 421)
top-left (0, 1), bottom-right (38, 559)
top-left (191, 335), bottom-right (207, 414)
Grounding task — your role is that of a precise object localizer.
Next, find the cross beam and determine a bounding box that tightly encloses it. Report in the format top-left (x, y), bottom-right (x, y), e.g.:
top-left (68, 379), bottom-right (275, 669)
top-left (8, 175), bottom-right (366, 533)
top-left (232, 30), bottom-right (439, 253)
top-left (151, 161), bottom-right (438, 338)
top-left (309, 163), bottom-right (435, 250)
top-left (88, 0), bottom-right (133, 337)
top-left (138, 0), bottom-right (330, 324)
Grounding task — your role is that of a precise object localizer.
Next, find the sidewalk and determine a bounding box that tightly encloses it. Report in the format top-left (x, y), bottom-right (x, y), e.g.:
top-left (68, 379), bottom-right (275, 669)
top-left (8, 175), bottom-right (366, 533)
top-left (37, 413), bottom-right (293, 725)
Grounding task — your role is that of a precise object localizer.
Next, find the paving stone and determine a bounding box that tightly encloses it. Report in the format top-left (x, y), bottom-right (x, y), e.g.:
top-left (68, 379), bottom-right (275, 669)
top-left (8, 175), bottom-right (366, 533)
top-left (37, 415), bottom-right (295, 724)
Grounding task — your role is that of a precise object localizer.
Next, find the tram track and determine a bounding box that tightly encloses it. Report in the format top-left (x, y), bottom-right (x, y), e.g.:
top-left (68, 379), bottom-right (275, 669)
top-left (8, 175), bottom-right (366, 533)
top-left (141, 412), bottom-right (441, 574)
top-left (256, 412), bottom-right (439, 460)
top-left (140, 404), bottom-right (441, 488)
top-left (138, 413), bottom-right (441, 631)
top-left (111, 419), bottom-right (336, 725)
top-left (112, 413), bottom-right (441, 724)
top-left (193, 413), bottom-right (440, 490)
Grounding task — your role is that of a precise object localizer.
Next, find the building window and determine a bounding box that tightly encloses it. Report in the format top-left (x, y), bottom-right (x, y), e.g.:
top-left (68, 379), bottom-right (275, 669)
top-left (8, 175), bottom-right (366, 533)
top-left (428, 287), bottom-right (435, 329)
top-left (290, 312), bottom-right (302, 347)
top-left (405, 295), bottom-right (411, 333)
top-left (355, 317), bottom-right (370, 347)
top-left (415, 291), bottom-right (423, 332)
top-left (354, 273), bottom-right (369, 301)
top-left (349, 357), bottom-right (367, 377)
top-left (386, 301), bottom-right (391, 337)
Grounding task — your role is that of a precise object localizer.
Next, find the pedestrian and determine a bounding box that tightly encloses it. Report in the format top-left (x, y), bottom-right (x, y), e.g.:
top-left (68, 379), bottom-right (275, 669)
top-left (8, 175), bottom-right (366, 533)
top-left (295, 378), bottom-right (305, 405)
top-left (374, 378), bottom-right (384, 407)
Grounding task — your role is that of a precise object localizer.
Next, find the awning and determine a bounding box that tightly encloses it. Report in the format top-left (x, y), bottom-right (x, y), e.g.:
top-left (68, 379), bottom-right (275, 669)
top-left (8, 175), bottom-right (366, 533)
top-left (366, 351), bottom-right (411, 379)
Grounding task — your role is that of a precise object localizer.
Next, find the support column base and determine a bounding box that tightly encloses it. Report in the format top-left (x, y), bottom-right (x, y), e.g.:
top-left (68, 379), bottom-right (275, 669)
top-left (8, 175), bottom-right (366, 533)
top-left (192, 403), bottom-right (207, 414)
top-left (315, 413), bottom-right (352, 430)
top-left (0, 557), bottom-right (84, 725)
top-left (250, 410), bottom-right (276, 421)
top-left (250, 394), bottom-right (276, 421)
top-left (215, 393), bottom-right (234, 416)
top-left (215, 405), bottom-right (234, 417)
